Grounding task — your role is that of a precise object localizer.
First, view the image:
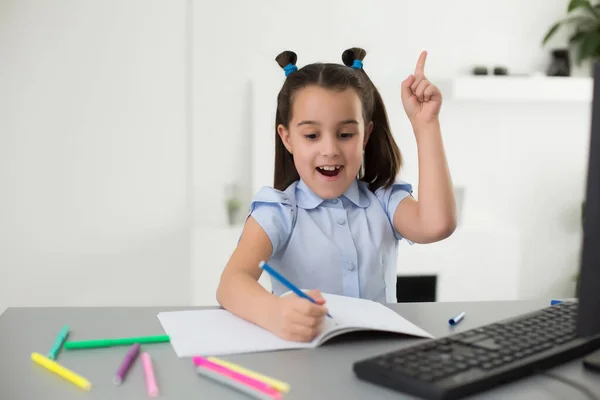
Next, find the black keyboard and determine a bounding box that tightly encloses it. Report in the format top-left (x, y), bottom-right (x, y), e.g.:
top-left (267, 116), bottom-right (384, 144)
top-left (353, 302), bottom-right (600, 400)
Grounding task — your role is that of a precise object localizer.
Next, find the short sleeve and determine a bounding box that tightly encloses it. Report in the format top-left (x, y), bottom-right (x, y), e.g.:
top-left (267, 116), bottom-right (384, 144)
top-left (247, 186), bottom-right (296, 256)
top-left (374, 180), bottom-right (413, 241)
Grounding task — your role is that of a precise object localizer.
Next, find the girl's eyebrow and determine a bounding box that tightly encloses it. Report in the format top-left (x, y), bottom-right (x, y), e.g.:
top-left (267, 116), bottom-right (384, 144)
top-left (297, 120), bottom-right (320, 127)
top-left (296, 119), bottom-right (358, 127)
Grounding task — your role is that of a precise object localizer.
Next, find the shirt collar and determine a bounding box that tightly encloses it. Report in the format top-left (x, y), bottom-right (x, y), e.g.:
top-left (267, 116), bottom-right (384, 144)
top-left (296, 179), bottom-right (370, 209)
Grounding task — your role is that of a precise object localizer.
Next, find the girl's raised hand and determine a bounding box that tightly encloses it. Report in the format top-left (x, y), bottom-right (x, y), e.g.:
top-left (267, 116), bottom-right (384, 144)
top-left (401, 51), bottom-right (442, 126)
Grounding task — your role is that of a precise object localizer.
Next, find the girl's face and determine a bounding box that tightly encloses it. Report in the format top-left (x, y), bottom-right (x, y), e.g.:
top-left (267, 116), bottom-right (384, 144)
top-left (278, 85), bottom-right (372, 199)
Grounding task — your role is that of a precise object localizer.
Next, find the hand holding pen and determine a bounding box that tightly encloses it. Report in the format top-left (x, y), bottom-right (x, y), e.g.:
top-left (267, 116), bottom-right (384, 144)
top-left (269, 288), bottom-right (329, 342)
top-left (259, 261), bottom-right (331, 342)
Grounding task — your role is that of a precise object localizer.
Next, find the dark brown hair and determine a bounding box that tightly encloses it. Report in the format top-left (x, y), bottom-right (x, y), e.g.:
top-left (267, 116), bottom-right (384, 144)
top-left (273, 47), bottom-right (402, 192)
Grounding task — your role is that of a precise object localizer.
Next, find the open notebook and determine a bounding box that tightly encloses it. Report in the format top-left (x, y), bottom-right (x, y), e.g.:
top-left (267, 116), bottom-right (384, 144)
top-left (157, 293), bottom-right (434, 358)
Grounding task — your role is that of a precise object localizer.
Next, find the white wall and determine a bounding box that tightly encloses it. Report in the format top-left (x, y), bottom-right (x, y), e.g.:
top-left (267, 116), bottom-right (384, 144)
top-left (0, 0), bottom-right (191, 312)
top-left (193, 0), bottom-right (590, 302)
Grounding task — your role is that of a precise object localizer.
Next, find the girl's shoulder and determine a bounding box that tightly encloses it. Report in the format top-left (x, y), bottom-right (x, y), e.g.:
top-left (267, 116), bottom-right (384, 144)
top-left (366, 179), bottom-right (414, 241)
top-left (250, 181), bottom-right (299, 209)
top-left (248, 182), bottom-right (299, 256)
top-left (357, 179), bottom-right (413, 210)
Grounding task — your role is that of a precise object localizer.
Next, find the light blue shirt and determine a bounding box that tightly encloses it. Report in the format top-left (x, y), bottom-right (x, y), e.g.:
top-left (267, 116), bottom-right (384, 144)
top-left (248, 178), bottom-right (413, 303)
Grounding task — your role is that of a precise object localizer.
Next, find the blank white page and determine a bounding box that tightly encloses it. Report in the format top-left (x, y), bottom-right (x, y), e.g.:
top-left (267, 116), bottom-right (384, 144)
top-left (157, 309), bottom-right (314, 358)
top-left (319, 294), bottom-right (434, 338)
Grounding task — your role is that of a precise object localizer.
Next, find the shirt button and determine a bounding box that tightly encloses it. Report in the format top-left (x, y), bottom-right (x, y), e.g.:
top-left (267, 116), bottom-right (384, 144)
top-left (337, 219), bottom-right (346, 225)
top-left (346, 262), bottom-right (355, 271)
top-left (332, 199), bottom-right (338, 204)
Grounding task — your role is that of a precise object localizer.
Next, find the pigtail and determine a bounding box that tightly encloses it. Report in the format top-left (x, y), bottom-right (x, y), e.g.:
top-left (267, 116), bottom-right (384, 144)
top-left (341, 47), bottom-right (367, 67)
top-left (342, 47), bottom-right (402, 191)
top-left (363, 86), bottom-right (402, 191)
top-left (275, 51), bottom-right (298, 77)
top-left (275, 51), bottom-right (297, 68)
top-left (274, 50), bottom-right (300, 190)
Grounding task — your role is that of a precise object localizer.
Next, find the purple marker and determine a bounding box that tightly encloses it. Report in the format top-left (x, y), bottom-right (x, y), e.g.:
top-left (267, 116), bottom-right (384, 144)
top-left (113, 343), bottom-right (140, 385)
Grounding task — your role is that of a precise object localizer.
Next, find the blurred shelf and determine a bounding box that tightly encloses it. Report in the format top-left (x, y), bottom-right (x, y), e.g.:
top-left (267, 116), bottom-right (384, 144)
top-left (443, 76), bottom-right (592, 102)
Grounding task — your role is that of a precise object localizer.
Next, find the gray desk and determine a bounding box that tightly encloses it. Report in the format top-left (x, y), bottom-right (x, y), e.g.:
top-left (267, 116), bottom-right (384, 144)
top-left (1, 300), bottom-right (599, 399)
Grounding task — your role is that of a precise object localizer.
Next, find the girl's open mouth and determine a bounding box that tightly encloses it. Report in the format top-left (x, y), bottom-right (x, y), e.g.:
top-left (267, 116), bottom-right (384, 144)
top-left (316, 165), bottom-right (343, 177)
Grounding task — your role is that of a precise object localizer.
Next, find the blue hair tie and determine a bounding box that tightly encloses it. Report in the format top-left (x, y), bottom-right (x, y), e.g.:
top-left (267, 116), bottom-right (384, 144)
top-left (283, 63), bottom-right (298, 76)
top-left (351, 59), bottom-right (363, 69)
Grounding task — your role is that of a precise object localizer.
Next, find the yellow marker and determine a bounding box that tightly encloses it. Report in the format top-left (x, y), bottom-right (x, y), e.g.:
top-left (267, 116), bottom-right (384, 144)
top-left (206, 356), bottom-right (290, 393)
top-left (31, 352), bottom-right (92, 391)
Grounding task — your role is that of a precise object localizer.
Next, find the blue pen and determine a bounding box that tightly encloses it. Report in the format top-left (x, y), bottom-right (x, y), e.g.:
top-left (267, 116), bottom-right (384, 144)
top-left (551, 300), bottom-right (563, 306)
top-left (449, 311), bottom-right (466, 326)
top-left (47, 325), bottom-right (70, 360)
top-left (259, 261), bottom-right (333, 318)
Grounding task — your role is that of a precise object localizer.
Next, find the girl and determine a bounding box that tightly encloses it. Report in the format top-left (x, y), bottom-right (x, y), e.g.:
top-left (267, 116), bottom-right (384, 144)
top-left (217, 47), bottom-right (456, 342)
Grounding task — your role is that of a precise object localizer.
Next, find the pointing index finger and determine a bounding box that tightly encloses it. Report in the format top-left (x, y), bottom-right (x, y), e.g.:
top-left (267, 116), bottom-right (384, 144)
top-left (414, 50), bottom-right (428, 76)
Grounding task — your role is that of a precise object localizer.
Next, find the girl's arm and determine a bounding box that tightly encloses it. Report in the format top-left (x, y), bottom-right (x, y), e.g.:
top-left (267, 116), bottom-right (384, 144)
top-left (393, 119), bottom-right (457, 243)
top-left (217, 216), bottom-right (329, 342)
top-left (393, 50), bottom-right (457, 244)
top-left (216, 216), bottom-right (279, 328)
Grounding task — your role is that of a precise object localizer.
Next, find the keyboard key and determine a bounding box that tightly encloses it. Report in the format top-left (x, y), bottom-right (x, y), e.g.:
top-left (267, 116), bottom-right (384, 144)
top-left (481, 362), bottom-right (494, 370)
top-left (457, 334), bottom-right (489, 345)
top-left (455, 362), bottom-right (468, 371)
top-left (470, 338), bottom-right (502, 350)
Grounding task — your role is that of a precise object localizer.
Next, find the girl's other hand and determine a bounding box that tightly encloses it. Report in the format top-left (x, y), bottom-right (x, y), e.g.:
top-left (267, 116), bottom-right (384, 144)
top-left (401, 51), bottom-right (443, 127)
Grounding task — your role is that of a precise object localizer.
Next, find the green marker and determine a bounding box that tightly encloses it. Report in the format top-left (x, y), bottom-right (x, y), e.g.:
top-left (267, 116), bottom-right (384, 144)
top-left (64, 335), bottom-right (170, 350)
top-left (47, 325), bottom-right (70, 360)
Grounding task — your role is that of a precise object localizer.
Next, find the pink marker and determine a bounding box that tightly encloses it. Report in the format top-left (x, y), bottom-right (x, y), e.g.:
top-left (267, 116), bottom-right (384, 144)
top-left (141, 352), bottom-right (159, 397)
top-left (193, 356), bottom-right (281, 399)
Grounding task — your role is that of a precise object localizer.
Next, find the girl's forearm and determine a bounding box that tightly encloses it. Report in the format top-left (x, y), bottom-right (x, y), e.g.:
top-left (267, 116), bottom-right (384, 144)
top-left (413, 119), bottom-right (457, 237)
top-left (217, 271), bottom-right (279, 330)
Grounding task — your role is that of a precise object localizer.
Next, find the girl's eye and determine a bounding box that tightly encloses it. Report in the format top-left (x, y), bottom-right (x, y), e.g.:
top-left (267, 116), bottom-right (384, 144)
top-left (304, 134), bottom-right (318, 140)
top-left (340, 133), bottom-right (354, 139)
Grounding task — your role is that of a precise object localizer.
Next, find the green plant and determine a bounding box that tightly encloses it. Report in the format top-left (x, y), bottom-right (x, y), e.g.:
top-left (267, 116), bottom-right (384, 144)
top-left (225, 197), bottom-right (242, 226)
top-left (542, 0), bottom-right (600, 65)
top-left (226, 198), bottom-right (241, 212)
